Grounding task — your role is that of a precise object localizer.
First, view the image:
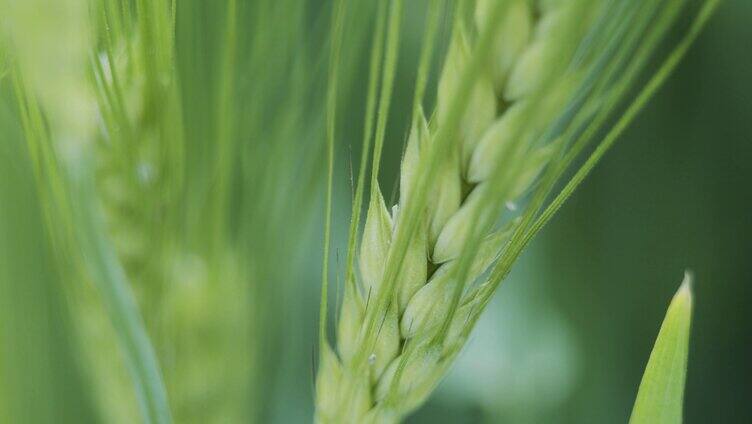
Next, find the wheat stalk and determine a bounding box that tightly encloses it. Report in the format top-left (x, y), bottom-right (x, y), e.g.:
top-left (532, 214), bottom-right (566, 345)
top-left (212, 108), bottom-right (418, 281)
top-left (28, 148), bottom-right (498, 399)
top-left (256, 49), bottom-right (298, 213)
top-left (316, 0), bottom-right (711, 422)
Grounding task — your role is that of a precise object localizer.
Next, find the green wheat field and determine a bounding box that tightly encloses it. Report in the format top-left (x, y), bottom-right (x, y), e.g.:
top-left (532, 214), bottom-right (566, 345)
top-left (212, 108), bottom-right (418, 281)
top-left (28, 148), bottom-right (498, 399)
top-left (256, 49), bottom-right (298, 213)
top-left (1, 0), bottom-right (750, 423)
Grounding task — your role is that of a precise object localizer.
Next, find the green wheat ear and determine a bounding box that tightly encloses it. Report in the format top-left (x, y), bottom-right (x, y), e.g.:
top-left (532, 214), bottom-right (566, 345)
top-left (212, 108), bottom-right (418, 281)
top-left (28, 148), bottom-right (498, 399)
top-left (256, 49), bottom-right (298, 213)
top-left (630, 272), bottom-right (694, 424)
top-left (316, 0), bottom-right (719, 422)
top-left (4, 0), bottom-right (331, 423)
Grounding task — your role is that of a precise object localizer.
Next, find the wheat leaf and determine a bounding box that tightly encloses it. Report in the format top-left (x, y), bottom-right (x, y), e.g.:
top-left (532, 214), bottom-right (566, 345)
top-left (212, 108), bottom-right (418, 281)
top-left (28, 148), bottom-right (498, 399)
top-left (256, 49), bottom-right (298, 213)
top-left (630, 272), bottom-right (694, 424)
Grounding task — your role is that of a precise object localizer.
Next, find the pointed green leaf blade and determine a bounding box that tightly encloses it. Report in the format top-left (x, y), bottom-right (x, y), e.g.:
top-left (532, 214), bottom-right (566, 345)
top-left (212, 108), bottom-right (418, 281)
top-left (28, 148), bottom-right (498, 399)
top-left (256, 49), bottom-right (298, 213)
top-left (630, 272), bottom-right (694, 424)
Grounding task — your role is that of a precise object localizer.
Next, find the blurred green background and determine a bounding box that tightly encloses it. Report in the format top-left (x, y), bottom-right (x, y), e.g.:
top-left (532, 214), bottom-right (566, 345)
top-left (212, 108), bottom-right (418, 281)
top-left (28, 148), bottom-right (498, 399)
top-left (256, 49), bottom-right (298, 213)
top-left (1, 0), bottom-right (750, 423)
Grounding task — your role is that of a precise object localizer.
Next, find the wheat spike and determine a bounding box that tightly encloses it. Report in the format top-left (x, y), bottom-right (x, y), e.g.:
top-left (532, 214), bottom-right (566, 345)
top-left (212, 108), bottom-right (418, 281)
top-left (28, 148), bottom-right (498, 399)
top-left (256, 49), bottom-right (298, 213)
top-left (316, 0), bottom-right (707, 421)
top-left (318, 1), bottom-right (586, 421)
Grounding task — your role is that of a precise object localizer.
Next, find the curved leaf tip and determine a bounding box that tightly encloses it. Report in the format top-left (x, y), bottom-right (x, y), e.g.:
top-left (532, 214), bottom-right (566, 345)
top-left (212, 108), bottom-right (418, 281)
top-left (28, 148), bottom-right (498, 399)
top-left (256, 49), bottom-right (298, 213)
top-left (629, 271), bottom-right (694, 424)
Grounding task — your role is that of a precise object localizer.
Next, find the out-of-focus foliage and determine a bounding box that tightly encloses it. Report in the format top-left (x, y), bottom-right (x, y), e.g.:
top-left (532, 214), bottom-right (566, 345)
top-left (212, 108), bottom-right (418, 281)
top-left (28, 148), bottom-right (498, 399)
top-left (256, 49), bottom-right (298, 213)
top-left (1, 0), bottom-right (337, 422)
top-left (0, 86), bottom-right (98, 424)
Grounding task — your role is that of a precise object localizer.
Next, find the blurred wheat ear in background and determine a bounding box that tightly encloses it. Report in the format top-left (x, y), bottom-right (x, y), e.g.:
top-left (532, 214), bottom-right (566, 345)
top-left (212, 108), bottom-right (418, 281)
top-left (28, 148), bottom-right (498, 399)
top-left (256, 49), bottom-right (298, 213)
top-left (0, 0), bottom-right (352, 422)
